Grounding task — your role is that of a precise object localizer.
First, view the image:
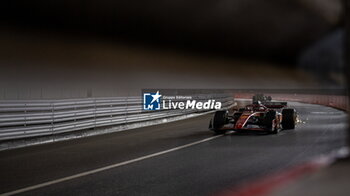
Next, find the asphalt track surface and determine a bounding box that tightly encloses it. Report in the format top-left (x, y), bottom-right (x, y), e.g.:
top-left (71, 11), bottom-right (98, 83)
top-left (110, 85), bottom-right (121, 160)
top-left (0, 102), bottom-right (347, 196)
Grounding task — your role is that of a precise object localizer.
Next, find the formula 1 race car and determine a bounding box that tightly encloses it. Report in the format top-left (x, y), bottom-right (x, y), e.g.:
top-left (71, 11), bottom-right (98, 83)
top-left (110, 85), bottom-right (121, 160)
top-left (209, 101), bottom-right (296, 134)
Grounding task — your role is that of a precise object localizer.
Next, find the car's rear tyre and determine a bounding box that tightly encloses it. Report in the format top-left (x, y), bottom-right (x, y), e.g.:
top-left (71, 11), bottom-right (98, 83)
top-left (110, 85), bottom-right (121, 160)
top-left (252, 96), bottom-right (257, 103)
top-left (267, 96), bottom-right (272, 102)
top-left (264, 110), bottom-right (277, 133)
top-left (212, 110), bottom-right (228, 134)
top-left (282, 109), bottom-right (296, 129)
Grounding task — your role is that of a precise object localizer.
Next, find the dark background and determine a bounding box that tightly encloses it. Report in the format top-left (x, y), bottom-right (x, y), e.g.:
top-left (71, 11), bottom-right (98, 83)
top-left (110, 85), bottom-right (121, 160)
top-left (0, 0), bottom-right (346, 99)
top-left (0, 0), bottom-right (344, 62)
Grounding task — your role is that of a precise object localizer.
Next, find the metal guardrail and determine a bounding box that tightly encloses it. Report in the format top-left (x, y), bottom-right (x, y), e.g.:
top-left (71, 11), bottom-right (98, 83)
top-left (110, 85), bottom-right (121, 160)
top-left (0, 94), bottom-right (234, 141)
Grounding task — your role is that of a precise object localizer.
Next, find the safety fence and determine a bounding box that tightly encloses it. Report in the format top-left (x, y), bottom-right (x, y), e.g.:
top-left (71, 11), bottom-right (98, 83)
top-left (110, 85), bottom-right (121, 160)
top-left (0, 94), bottom-right (234, 141)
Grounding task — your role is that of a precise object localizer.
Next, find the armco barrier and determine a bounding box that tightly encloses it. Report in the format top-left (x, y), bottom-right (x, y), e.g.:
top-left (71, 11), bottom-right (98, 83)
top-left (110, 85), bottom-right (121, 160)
top-left (0, 94), bottom-right (234, 141)
top-left (234, 93), bottom-right (349, 111)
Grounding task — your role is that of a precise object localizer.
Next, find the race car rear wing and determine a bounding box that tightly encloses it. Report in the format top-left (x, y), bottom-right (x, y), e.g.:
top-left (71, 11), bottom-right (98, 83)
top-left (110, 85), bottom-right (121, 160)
top-left (263, 101), bottom-right (287, 108)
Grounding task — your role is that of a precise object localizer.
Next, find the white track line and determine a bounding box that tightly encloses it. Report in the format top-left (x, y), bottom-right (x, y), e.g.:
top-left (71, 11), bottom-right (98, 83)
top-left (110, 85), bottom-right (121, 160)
top-left (0, 135), bottom-right (222, 196)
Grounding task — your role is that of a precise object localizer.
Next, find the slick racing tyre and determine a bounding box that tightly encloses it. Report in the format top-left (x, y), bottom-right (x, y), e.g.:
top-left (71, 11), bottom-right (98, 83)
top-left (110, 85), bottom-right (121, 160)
top-left (267, 96), bottom-right (272, 102)
top-left (212, 110), bottom-right (228, 134)
top-left (264, 110), bottom-right (277, 133)
top-left (282, 109), bottom-right (296, 129)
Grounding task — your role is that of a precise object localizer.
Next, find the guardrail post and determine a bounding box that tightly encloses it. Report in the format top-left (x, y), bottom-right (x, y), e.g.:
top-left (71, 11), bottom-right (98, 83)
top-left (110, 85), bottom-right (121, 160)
top-left (51, 102), bottom-right (54, 136)
top-left (94, 99), bottom-right (97, 129)
top-left (124, 95), bottom-right (129, 124)
top-left (110, 102), bottom-right (113, 123)
top-left (74, 102), bottom-right (77, 128)
top-left (24, 103), bottom-right (27, 127)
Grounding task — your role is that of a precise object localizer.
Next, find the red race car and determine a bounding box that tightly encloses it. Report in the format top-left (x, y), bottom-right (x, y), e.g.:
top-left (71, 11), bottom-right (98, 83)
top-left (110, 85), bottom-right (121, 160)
top-left (209, 102), bottom-right (296, 134)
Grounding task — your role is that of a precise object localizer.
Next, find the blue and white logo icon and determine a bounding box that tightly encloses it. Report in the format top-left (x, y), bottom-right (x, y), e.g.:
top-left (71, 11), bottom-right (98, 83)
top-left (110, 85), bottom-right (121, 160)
top-left (143, 91), bottom-right (162, 110)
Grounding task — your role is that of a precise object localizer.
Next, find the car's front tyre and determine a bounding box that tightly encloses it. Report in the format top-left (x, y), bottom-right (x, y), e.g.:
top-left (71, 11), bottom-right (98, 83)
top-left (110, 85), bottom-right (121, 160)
top-left (282, 109), bottom-right (296, 129)
top-left (264, 110), bottom-right (278, 134)
top-left (212, 110), bottom-right (228, 134)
